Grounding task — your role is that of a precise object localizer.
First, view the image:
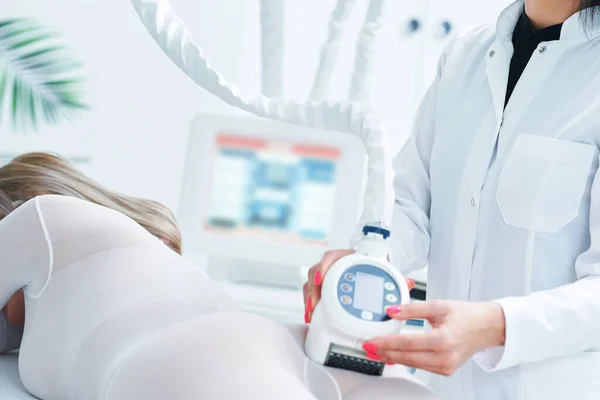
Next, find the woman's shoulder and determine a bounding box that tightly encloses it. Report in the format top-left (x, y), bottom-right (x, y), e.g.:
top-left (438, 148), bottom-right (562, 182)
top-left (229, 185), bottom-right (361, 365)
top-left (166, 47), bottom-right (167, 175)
top-left (35, 194), bottom-right (118, 215)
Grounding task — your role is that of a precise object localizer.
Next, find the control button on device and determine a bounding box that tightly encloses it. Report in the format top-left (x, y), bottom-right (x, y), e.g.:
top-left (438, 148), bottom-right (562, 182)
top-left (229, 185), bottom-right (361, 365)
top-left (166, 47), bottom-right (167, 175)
top-left (340, 295), bottom-right (352, 305)
top-left (341, 283), bottom-right (352, 292)
top-left (361, 311), bottom-right (373, 321)
top-left (344, 273), bottom-right (356, 282)
top-left (384, 282), bottom-right (396, 291)
top-left (385, 294), bottom-right (398, 303)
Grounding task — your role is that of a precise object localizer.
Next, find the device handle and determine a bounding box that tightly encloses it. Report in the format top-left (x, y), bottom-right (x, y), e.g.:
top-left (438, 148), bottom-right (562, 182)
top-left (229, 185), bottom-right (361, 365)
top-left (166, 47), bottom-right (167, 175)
top-left (356, 225), bottom-right (390, 259)
top-left (132, 0), bottom-right (395, 242)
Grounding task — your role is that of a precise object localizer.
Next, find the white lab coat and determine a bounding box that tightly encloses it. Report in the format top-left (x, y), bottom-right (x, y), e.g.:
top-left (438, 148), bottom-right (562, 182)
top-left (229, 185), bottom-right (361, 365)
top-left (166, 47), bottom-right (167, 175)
top-left (390, 1), bottom-right (600, 399)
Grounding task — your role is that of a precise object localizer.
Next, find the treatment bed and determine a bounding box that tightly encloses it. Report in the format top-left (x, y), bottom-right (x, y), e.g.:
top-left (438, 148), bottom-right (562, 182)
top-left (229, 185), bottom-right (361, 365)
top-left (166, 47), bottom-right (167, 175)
top-left (0, 326), bottom-right (437, 400)
top-left (0, 354), bottom-right (38, 399)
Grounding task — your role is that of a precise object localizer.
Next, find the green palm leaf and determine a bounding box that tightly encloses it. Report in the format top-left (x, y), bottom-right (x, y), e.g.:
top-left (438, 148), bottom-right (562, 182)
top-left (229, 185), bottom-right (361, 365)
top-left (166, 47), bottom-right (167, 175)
top-left (0, 17), bottom-right (88, 132)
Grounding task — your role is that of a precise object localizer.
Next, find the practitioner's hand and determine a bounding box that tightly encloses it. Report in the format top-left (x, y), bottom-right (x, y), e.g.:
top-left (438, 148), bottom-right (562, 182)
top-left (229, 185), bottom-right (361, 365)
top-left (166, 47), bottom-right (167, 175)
top-left (303, 249), bottom-right (354, 323)
top-left (303, 250), bottom-right (415, 323)
top-left (361, 300), bottom-right (506, 376)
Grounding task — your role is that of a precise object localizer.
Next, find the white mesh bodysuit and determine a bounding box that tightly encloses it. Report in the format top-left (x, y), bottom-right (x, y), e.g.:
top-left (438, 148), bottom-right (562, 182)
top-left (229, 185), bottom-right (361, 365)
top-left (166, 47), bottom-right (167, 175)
top-left (1, 195), bottom-right (434, 400)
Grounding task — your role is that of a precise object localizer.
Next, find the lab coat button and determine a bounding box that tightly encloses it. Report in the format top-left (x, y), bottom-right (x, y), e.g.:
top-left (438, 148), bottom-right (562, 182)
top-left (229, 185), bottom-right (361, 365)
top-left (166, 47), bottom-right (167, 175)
top-left (471, 198), bottom-right (476, 207)
top-left (488, 50), bottom-right (495, 58)
top-left (539, 45), bottom-right (547, 54)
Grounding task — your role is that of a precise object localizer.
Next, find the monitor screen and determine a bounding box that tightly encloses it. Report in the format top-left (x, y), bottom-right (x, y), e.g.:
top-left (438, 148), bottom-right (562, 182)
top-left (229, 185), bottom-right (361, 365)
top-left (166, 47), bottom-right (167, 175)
top-left (353, 272), bottom-right (384, 314)
top-left (205, 133), bottom-right (340, 244)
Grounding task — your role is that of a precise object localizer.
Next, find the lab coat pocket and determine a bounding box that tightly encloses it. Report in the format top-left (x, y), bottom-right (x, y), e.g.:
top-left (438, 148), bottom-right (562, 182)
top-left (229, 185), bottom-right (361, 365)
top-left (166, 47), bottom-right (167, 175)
top-left (496, 134), bottom-right (596, 233)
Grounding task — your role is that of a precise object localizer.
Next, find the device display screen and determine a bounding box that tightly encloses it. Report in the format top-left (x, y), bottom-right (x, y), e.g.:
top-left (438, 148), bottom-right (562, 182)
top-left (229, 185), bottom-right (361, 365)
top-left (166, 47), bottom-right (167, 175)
top-left (353, 272), bottom-right (384, 314)
top-left (205, 134), bottom-right (340, 244)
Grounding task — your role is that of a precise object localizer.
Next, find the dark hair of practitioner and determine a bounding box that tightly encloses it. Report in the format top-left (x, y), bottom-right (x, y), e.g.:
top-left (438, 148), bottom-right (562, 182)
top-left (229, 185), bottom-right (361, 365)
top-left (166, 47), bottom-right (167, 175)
top-left (581, 0), bottom-right (600, 26)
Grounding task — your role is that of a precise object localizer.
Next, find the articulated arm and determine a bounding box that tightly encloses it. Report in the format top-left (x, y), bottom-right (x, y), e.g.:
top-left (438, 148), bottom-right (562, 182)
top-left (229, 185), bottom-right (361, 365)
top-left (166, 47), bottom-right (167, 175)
top-left (131, 0), bottom-right (395, 241)
top-left (310, 0), bottom-right (358, 101)
top-left (348, 0), bottom-right (386, 102)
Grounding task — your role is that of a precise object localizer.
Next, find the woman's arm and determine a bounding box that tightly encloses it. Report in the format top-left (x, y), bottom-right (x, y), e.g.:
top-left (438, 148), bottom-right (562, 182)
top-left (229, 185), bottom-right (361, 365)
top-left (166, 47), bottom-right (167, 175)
top-left (388, 41), bottom-right (454, 275)
top-left (304, 43), bottom-right (454, 320)
top-left (474, 163), bottom-right (600, 371)
top-left (0, 197), bottom-right (53, 353)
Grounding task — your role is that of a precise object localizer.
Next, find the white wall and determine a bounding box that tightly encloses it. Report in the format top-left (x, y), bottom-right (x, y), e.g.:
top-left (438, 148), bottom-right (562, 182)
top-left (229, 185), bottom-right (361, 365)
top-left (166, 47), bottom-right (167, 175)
top-left (1, 0), bottom-right (261, 211)
top-left (0, 0), bottom-right (510, 213)
top-left (282, 0), bottom-right (511, 153)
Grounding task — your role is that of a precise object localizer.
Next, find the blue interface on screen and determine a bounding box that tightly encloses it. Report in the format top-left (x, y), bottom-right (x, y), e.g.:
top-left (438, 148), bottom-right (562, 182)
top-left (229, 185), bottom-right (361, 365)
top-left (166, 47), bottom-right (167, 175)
top-left (206, 134), bottom-right (340, 243)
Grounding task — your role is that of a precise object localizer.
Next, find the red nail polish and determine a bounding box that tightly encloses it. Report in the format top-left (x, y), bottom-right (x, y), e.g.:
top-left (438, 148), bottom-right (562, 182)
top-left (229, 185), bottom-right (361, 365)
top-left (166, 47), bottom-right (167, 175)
top-left (386, 305), bottom-right (401, 315)
top-left (314, 271), bottom-right (323, 286)
top-left (306, 297), bottom-right (313, 312)
top-left (304, 311), bottom-right (309, 324)
top-left (386, 362), bottom-right (394, 366)
top-left (366, 353), bottom-right (382, 361)
top-left (362, 343), bottom-right (378, 353)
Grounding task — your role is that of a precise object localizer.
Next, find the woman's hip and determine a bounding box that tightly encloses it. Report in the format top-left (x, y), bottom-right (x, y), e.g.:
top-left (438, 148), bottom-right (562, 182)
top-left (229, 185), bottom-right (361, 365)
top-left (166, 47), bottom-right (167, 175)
top-left (102, 312), bottom-right (317, 399)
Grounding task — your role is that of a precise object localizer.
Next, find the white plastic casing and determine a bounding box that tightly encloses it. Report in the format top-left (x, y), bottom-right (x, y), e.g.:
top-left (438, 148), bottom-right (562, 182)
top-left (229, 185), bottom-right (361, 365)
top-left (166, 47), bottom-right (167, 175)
top-left (304, 250), bottom-right (410, 366)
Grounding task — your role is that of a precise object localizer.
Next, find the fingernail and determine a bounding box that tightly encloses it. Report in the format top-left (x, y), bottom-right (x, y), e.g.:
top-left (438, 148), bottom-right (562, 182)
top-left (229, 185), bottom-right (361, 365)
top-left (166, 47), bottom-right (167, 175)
top-left (314, 271), bottom-right (323, 286)
top-left (386, 362), bottom-right (394, 366)
top-left (306, 297), bottom-right (313, 312)
top-left (407, 278), bottom-right (415, 290)
top-left (366, 353), bottom-right (382, 361)
top-left (362, 343), bottom-right (378, 353)
top-left (386, 305), bottom-right (402, 315)
top-left (304, 311), bottom-right (309, 324)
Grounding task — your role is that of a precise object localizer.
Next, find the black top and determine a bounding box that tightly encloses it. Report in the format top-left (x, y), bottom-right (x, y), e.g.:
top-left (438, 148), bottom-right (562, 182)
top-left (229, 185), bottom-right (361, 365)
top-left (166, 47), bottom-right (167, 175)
top-left (504, 12), bottom-right (563, 107)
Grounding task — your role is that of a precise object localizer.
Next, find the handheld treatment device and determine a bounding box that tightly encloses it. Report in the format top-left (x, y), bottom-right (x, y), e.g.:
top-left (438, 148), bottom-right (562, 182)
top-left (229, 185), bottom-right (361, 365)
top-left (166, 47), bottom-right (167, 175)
top-left (304, 225), bottom-right (410, 376)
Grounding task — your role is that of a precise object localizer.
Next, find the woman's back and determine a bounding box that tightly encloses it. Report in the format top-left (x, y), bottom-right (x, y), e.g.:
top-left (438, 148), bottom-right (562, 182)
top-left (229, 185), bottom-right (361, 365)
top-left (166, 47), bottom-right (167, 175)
top-left (11, 195), bottom-right (237, 399)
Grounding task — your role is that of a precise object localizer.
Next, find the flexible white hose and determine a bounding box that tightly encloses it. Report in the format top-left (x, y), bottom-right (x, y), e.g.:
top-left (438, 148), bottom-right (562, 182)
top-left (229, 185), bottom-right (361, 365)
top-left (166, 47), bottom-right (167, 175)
top-left (348, 0), bottom-right (385, 102)
top-left (131, 0), bottom-right (395, 240)
top-left (309, 0), bottom-right (357, 102)
top-left (260, 0), bottom-right (285, 97)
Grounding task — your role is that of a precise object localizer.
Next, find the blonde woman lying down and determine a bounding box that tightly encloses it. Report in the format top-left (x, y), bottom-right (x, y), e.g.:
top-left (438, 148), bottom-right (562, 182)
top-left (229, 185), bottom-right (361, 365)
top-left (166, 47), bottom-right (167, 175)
top-left (0, 153), bottom-right (435, 400)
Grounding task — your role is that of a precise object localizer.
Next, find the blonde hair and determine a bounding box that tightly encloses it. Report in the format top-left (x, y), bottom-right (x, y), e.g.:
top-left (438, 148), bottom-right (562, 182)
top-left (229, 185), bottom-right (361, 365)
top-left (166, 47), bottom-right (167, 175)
top-left (0, 152), bottom-right (182, 254)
